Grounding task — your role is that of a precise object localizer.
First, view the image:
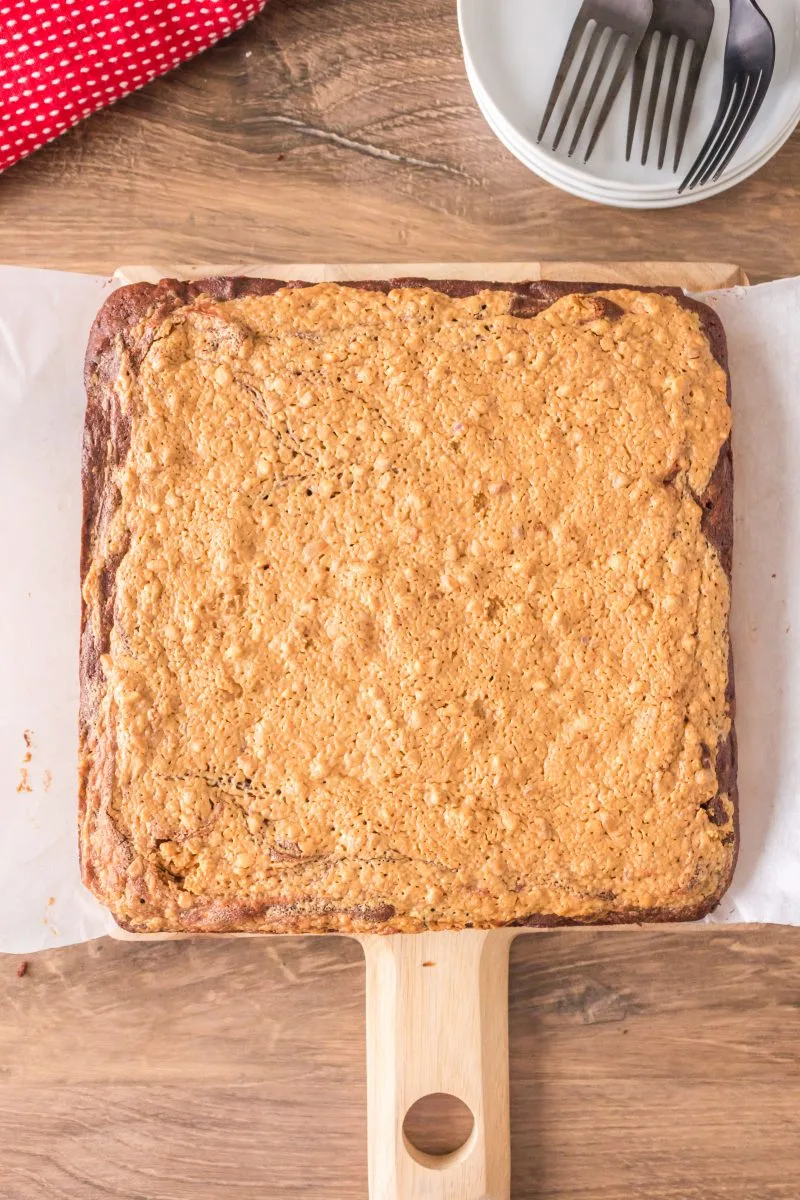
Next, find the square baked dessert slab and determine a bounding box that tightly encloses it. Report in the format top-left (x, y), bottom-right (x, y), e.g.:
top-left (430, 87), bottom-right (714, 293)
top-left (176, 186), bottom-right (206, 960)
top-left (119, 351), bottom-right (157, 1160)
top-left (80, 277), bottom-right (736, 934)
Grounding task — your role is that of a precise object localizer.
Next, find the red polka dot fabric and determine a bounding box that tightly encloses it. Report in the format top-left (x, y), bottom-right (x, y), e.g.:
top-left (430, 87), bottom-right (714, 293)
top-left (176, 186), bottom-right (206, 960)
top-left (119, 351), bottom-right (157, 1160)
top-left (0, 0), bottom-right (268, 173)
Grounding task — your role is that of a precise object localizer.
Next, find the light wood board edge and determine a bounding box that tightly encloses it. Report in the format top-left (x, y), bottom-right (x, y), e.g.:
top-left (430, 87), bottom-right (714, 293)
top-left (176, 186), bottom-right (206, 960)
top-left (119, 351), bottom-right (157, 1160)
top-left (116, 261), bottom-right (748, 289)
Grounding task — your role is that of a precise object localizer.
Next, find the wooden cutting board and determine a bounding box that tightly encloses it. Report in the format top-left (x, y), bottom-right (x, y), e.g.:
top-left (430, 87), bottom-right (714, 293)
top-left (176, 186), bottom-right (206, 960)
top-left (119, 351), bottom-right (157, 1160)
top-left (113, 261), bottom-right (746, 1200)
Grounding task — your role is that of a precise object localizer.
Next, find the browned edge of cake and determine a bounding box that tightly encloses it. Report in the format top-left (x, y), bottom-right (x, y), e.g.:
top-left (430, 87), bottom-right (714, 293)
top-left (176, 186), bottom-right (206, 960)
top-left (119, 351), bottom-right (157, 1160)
top-left (80, 276), bottom-right (737, 932)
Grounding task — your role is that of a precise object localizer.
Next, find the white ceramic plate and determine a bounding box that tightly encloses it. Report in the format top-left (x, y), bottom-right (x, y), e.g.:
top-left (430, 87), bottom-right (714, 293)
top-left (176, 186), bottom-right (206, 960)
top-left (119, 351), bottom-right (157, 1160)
top-left (458, 0), bottom-right (800, 207)
top-left (466, 56), bottom-right (800, 208)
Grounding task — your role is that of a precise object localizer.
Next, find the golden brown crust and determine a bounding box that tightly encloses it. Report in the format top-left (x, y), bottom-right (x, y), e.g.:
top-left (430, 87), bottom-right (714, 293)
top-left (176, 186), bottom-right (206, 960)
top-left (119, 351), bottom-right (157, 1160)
top-left (80, 277), bottom-right (736, 933)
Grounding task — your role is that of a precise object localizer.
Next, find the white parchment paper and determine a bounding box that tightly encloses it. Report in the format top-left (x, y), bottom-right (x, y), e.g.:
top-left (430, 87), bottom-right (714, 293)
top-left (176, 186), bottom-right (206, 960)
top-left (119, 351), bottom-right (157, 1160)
top-left (0, 267), bottom-right (116, 951)
top-left (0, 266), bottom-right (798, 953)
top-left (700, 278), bottom-right (800, 924)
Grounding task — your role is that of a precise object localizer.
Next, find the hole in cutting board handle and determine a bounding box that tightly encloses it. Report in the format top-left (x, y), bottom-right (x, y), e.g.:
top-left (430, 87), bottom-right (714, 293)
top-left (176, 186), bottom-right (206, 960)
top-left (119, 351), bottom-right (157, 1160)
top-left (402, 1093), bottom-right (476, 1170)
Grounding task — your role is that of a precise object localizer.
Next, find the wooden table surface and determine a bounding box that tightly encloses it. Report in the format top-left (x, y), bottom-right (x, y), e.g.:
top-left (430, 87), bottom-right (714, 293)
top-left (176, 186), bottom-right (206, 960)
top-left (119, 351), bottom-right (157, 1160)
top-left (1, 1), bottom-right (799, 1197)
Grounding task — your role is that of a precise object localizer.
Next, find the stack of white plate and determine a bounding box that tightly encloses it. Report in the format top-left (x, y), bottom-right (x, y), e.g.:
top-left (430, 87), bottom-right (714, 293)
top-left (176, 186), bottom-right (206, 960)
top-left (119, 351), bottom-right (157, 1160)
top-left (458, 0), bottom-right (800, 209)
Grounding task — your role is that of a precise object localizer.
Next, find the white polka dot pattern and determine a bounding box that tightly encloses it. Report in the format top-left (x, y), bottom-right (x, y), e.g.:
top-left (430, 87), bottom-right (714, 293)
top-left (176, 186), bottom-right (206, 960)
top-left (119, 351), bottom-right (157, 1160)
top-left (0, 0), bottom-right (267, 172)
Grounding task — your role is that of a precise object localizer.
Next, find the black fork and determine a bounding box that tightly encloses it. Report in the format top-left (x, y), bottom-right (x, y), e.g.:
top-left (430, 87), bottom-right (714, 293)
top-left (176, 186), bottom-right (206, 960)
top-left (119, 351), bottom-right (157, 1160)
top-left (538, 0), bottom-right (654, 163)
top-left (680, 0), bottom-right (775, 192)
top-left (627, 0), bottom-right (715, 172)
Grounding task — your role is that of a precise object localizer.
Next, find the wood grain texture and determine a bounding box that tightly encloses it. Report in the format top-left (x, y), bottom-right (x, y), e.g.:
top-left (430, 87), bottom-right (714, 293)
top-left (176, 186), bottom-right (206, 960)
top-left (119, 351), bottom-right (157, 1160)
top-left (3, 930), bottom-right (800, 1199)
top-left (0, 0), bottom-right (796, 280)
top-left (0, 0), bottom-right (799, 1194)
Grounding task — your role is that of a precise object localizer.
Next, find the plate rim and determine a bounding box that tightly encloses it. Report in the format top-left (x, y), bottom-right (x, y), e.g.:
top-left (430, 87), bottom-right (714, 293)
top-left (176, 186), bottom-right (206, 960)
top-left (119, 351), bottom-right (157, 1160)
top-left (458, 0), bottom-right (800, 196)
top-left (467, 57), bottom-right (800, 202)
top-left (470, 63), bottom-right (800, 209)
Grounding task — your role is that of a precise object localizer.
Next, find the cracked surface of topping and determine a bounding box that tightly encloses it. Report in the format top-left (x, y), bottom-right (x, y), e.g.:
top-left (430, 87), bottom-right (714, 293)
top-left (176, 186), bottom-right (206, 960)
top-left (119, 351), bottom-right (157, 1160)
top-left (80, 281), bottom-right (734, 932)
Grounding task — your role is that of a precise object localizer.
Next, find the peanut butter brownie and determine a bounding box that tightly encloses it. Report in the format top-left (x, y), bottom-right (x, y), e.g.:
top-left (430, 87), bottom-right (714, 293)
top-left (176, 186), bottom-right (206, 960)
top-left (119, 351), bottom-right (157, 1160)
top-left (80, 277), bottom-right (736, 933)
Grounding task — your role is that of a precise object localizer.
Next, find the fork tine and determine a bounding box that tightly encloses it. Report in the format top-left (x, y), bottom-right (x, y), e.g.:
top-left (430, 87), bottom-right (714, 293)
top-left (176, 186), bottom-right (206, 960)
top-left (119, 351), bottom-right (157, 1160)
top-left (642, 31), bottom-right (669, 165)
top-left (551, 21), bottom-right (603, 151)
top-left (681, 74), bottom-right (739, 190)
top-left (583, 34), bottom-right (638, 164)
top-left (696, 73), bottom-right (753, 187)
top-left (568, 29), bottom-right (619, 157)
top-left (626, 32), bottom-right (651, 163)
top-left (674, 40), bottom-right (707, 172)
top-left (709, 70), bottom-right (770, 182)
top-left (537, 12), bottom-right (590, 142)
top-left (679, 70), bottom-right (737, 192)
top-left (658, 36), bottom-right (686, 170)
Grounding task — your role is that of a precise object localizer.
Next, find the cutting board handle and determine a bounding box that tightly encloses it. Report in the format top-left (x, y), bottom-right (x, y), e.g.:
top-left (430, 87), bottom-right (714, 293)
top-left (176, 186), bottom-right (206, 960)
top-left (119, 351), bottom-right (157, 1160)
top-left (361, 930), bottom-right (514, 1200)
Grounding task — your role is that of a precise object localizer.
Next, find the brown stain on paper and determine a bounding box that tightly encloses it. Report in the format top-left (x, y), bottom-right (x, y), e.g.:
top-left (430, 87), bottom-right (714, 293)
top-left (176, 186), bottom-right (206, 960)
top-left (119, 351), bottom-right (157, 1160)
top-left (15, 731), bottom-right (54, 795)
top-left (16, 729), bottom-right (33, 794)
